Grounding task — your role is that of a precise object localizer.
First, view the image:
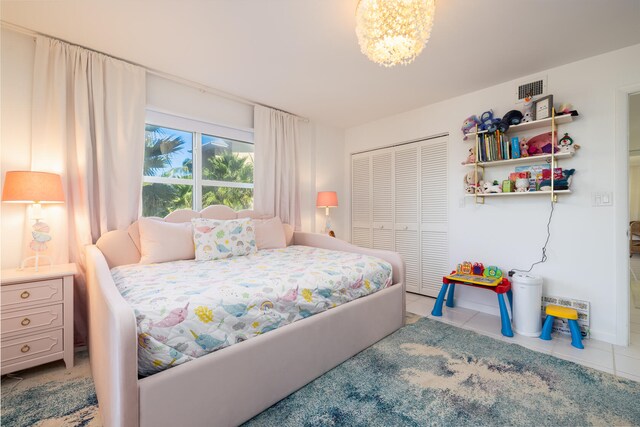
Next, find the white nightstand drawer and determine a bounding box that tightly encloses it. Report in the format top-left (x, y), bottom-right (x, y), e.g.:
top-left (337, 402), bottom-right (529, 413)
top-left (1, 329), bottom-right (63, 366)
top-left (1, 279), bottom-right (63, 309)
top-left (1, 304), bottom-right (63, 336)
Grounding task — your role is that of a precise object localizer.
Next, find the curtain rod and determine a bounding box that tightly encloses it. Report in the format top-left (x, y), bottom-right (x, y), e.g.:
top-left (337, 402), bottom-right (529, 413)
top-left (1, 20), bottom-right (309, 122)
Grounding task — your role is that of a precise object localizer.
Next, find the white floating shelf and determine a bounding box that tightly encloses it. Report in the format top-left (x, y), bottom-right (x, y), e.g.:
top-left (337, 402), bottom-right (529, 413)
top-left (465, 189), bottom-right (572, 198)
top-left (466, 114), bottom-right (574, 137)
top-left (464, 151), bottom-right (575, 168)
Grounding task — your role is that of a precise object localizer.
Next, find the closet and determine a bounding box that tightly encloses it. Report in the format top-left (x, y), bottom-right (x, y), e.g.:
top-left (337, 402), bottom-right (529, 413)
top-left (351, 136), bottom-right (448, 297)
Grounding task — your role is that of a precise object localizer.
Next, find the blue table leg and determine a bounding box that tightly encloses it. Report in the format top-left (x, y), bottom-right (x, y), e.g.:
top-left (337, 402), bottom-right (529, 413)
top-left (506, 290), bottom-right (513, 318)
top-left (431, 283), bottom-right (449, 317)
top-left (568, 319), bottom-right (584, 349)
top-left (445, 283), bottom-right (455, 308)
top-left (540, 315), bottom-right (555, 340)
top-left (497, 293), bottom-right (513, 337)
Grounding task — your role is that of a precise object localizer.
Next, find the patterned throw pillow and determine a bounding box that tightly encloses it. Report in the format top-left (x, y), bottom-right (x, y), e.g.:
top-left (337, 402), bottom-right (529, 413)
top-left (192, 218), bottom-right (257, 261)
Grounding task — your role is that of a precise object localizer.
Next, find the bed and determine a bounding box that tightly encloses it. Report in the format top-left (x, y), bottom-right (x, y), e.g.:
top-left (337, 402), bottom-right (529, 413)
top-left (86, 205), bottom-right (405, 427)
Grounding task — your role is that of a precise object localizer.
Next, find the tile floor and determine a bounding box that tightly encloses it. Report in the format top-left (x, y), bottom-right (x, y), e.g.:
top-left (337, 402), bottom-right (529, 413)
top-left (406, 291), bottom-right (640, 382)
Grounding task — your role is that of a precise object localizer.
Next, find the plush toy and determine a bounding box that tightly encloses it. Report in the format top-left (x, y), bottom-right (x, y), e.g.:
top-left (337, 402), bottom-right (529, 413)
top-left (479, 110), bottom-right (501, 132)
top-left (539, 169), bottom-right (575, 191)
top-left (461, 115), bottom-right (481, 140)
top-left (461, 147), bottom-right (476, 165)
top-left (498, 110), bottom-right (524, 132)
top-left (520, 138), bottom-right (529, 157)
top-left (521, 96), bottom-right (534, 122)
top-left (482, 180), bottom-right (502, 194)
top-left (558, 132), bottom-right (580, 154)
top-left (558, 103), bottom-right (573, 115)
top-left (463, 170), bottom-right (482, 194)
top-left (515, 178), bottom-right (529, 192)
top-left (528, 132), bottom-right (559, 156)
top-left (476, 180), bottom-right (486, 194)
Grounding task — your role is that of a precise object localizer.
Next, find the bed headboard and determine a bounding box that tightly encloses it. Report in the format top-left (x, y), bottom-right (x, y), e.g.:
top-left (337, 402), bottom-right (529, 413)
top-left (95, 205), bottom-right (294, 268)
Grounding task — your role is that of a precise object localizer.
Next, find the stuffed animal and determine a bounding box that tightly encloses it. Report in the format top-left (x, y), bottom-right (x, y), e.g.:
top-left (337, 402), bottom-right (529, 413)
top-left (461, 115), bottom-right (481, 140)
top-left (476, 180), bottom-right (486, 194)
top-left (515, 178), bottom-right (529, 192)
top-left (558, 132), bottom-right (580, 154)
top-left (498, 110), bottom-right (524, 132)
top-left (558, 103), bottom-right (573, 115)
top-left (463, 170), bottom-right (482, 194)
top-left (539, 169), bottom-right (575, 191)
top-left (520, 139), bottom-right (529, 157)
top-left (461, 147), bottom-right (476, 165)
top-left (521, 96), bottom-right (534, 122)
top-left (482, 180), bottom-right (502, 194)
top-left (479, 110), bottom-right (501, 132)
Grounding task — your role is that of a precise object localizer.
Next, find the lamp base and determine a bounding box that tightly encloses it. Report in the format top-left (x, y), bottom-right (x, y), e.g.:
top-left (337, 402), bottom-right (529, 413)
top-left (20, 254), bottom-right (52, 272)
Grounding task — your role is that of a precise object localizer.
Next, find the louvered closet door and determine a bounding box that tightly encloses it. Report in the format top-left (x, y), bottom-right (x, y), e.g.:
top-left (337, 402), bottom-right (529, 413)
top-left (394, 145), bottom-right (420, 293)
top-left (351, 153), bottom-right (372, 248)
top-left (419, 136), bottom-right (449, 297)
top-left (371, 148), bottom-right (394, 251)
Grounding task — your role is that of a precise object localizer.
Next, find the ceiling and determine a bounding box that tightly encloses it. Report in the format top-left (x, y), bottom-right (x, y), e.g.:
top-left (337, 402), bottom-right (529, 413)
top-left (2, 0), bottom-right (640, 128)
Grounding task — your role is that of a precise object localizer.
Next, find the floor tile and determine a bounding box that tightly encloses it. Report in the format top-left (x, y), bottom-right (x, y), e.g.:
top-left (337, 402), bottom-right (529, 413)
top-left (460, 312), bottom-right (505, 340)
top-left (405, 292), bottom-right (421, 303)
top-left (616, 370), bottom-right (640, 382)
top-left (615, 352), bottom-right (640, 377)
top-left (406, 298), bottom-right (436, 317)
top-left (552, 341), bottom-right (614, 370)
top-left (429, 305), bottom-right (477, 326)
top-left (613, 341), bottom-right (640, 359)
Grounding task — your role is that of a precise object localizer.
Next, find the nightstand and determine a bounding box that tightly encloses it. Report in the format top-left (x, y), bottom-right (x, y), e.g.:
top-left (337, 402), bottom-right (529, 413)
top-left (1, 264), bottom-right (76, 375)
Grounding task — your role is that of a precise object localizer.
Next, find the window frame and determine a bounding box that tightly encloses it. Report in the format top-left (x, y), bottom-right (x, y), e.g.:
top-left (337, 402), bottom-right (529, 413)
top-left (143, 110), bottom-right (254, 212)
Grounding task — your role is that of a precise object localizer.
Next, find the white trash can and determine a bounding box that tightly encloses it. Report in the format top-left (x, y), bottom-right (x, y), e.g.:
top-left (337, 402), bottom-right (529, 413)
top-left (511, 273), bottom-right (543, 337)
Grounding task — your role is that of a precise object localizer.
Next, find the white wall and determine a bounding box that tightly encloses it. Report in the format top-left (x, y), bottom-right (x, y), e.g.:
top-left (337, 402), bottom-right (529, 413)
top-left (345, 44), bottom-right (640, 344)
top-left (1, 29), bottom-right (34, 269)
top-left (314, 124), bottom-right (347, 238)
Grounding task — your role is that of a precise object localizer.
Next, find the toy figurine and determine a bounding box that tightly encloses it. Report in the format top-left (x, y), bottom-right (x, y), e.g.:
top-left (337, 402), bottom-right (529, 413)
top-left (558, 103), bottom-right (573, 115)
top-left (521, 95), bottom-right (534, 122)
top-left (459, 262), bottom-right (473, 275)
top-left (520, 138), bottom-right (529, 157)
top-left (461, 147), bottom-right (476, 165)
top-left (482, 180), bottom-right (502, 194)
top-left (558, 132), bottom-right (580, 154)
top-left (479, 110), bottom-right (501, 132)
top-left (461, 115), bottom-right (481, 140)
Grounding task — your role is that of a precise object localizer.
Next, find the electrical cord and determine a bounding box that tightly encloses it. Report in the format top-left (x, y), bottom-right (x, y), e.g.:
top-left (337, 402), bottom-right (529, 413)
top-left (509, 200), bottom-right (555, 276)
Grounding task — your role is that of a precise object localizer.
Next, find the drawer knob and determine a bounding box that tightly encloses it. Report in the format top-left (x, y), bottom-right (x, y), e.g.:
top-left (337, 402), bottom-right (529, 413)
top-left (21, 344), bottom-right (30, 353)
top-left (20, 291), bottom-right (30, 299)
top-left (21, 318), bottom-right (31, 326)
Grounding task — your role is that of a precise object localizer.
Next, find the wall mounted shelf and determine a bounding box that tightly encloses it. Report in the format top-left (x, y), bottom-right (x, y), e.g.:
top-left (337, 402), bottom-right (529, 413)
top-left (464, 151), bottom-right (574, 168)
top-left (466, 114), bottom-right (574, 136)
top-left (466, 189), bottom-right (571, 198)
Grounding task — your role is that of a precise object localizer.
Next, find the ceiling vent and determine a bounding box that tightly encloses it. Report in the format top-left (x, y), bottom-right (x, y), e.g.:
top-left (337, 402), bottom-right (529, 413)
top-left (514, 76), bottom-right (547, 103)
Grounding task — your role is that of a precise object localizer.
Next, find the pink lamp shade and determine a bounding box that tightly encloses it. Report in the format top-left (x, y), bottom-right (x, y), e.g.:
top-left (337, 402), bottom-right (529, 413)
top-left (2, 171), bottom-right (65, 203)
top-left (316, 191), bottom-right (338, 208)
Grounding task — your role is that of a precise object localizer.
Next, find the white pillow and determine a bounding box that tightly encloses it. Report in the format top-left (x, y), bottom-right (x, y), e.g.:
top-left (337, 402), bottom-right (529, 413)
top-left (254, 217), bottom-right (287, 250)
top-left (138, 217), bottom-right (195, 264)
top-left (192, 218), bottom-right (257, 261)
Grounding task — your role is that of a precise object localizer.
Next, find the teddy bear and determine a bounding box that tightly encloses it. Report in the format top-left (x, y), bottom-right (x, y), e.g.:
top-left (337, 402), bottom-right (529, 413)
top-left (463, 170), bottom-right (482, 194)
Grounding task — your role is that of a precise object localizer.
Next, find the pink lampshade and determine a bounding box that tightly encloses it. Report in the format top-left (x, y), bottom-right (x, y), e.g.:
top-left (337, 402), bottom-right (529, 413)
top-left (316, 191), bottom-right (338, 208)
top-left (2, 171), bottom-right (65, 203)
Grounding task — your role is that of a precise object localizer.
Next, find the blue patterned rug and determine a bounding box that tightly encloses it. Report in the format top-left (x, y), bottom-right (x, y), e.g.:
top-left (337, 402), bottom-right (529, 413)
top-left (245, 317), bottom-right (640, 426)
top-left (2, 318), bottom-right (640, 426)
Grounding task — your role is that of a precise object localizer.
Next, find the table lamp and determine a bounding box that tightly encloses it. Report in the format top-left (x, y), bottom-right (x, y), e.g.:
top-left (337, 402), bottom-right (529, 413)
top-left (2, 171), bottom-right (65, 271)
top-left (316, 191), bottom-right (338, 235)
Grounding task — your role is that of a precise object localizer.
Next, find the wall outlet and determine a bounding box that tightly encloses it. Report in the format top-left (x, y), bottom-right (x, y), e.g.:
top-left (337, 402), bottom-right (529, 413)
top-left (592, 192), bottom-right (613, 207)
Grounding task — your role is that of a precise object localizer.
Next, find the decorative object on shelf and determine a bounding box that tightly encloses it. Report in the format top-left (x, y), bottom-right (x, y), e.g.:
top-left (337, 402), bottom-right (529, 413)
top-left (521, 95), bottom-right (534, 123)
top-left (1, 171), bottom-right (65, 271)
top-left (557, 102), bottom-right (573, 115)
top-left (461, 115), bottom-right (481, 140)
top-left (515, 178), bottom-right (530, 192)
top-left (316, 191), bottom-right (338, 235)
top-left (520, 138), bottom-right (530, 157)
top-left (463, 170), bottom-right (482, 194)
top-left (482, 180), bottom-right (502, 194)
top-left (355, 0), bottom-right (436, 67)
top-left (527, 131), bottom-right (558, 156)
top-left (533, 94), bottom-right (554, 120)
top-left (511, 136), bottom-right (521, 159)
top-left (479, 110), bottom-right (501, 132)
top-left (498, 110), bottom-right (524, 133)
top-left (461, 147), bottom-right (476, 165)
top-left (502, 180), bottom-right (514, 193)
top-left (539, 169), bottom-right (575, 191)
top-left (558, 132), bottom-right (580, 154)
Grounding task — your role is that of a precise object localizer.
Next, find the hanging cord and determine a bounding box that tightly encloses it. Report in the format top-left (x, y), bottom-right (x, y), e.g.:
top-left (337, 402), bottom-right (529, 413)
top-left (510, 200), bottom-right (555, 275)
top-left (1, 373), bottom-right (24, 396)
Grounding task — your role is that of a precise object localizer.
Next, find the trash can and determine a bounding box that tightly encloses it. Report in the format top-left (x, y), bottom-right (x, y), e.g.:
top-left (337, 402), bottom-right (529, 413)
top-left (511, 273), bottom-right (543, 337)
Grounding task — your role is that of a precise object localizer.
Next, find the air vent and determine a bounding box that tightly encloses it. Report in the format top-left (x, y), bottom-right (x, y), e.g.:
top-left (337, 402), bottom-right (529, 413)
top-left (514, 76), bottom-right (547, 103)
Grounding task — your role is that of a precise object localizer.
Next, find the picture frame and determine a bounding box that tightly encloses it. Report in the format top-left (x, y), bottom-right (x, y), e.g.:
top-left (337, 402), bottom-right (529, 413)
top-left (533, 94), bottom-right (553, 121)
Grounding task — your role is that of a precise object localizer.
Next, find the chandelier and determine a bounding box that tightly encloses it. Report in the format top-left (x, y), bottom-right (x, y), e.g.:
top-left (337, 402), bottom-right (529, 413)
top-left (355, 0), bottom-right (436, 67)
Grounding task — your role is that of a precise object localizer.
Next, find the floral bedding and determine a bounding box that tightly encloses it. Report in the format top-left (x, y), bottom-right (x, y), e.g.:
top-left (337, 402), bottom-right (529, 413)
top-left (111, 245), bottom-right (393, 377)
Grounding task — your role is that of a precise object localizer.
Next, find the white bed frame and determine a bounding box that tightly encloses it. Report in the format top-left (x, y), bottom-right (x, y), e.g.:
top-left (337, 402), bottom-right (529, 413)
top-left (86, 206), bottom-right (405, 427)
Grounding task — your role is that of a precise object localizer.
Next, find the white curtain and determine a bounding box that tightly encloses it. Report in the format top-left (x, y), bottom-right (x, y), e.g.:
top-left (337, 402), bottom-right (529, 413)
top-left (254, 105), bottom-right (302, 230)
top-left (31, 36), bottom-right (146, 344)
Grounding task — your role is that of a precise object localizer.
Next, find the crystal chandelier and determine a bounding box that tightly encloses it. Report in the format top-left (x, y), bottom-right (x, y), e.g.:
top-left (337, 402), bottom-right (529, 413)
top-left (355, 0), bottom-right (436, 67)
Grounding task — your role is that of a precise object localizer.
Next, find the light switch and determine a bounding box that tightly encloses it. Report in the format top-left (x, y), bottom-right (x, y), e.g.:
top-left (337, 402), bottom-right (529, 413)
top-left (592, 192), bottom-right (613, 207)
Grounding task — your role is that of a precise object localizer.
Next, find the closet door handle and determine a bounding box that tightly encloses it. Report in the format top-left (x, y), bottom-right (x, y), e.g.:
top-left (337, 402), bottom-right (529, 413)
top-left (21, 318), bottom-right (31, 326)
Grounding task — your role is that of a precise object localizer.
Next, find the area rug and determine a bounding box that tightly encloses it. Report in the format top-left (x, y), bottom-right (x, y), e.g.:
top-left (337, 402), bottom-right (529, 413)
top-left (244, 317), bottom-right (640, 427)
top-left (1, 350), bottom-right (100, 427)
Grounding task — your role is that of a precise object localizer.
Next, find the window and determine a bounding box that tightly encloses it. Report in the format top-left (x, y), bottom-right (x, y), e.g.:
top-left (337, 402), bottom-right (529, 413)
top-left (142, 111), bottom-right (254, 217)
